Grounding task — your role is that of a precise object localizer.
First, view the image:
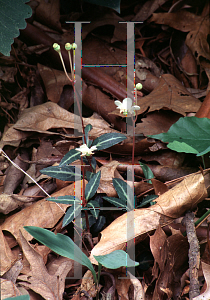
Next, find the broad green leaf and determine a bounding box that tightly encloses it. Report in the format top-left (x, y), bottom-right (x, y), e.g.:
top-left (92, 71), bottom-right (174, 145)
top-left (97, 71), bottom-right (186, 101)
top-left (24, 226), bottom-right (97, 283)
top-left (85, 171), bottom-right (101, 200)
top-left (0, 0), bottom-right (32, 56)
top-left (5, 296), bottom-right (30, 300)
top-left (62, 204), bottom-right (81, 227)
top-left (92, 133), bottom-right (126, 151)
top-left (40, 166), bottom-right (81, 181)
top-left (103, 196), bottom-right (127, 208)
top-left (83, 0), bottom-right (121, 13)
top-left (94, 250), bottom-right (139, 269)
top-left (139, 162), bottom-right (154, 184)
top-left (138, 195), bottom-right (158, 208)
top-left (47, 195), bottom-right (80, 204)
top-left (113, 178), bottom-right (134, 208)
top-left (149, 117), bottom-right (210, 156)
top-left (59, 149), bottom-right (81, 166)
top-left (86, 200), bottom-right (100, 219)
top-left (167, 141), bottom-right (199, 154)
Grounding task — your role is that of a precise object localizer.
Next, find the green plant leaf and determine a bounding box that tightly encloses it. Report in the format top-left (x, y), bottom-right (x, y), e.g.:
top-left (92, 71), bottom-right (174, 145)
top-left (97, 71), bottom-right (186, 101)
top-left (62, 204), bottom-right (81, 227)
top-left (5, 296), bottom-right (30, 300)
top-left (85, 171), bottom-right (101, 200)
top-left (149, 117), bottom-right (210, 156)
top-left (86, 200), bottom-right (100, 219)
top-left (138, 195), bottom-right (159, 208)
top-left (47, 195), bottom-right (80, 204)
top-left (24, 226), bottom-right (97, 283)
top-left (113, 178), bottom-right (133, 207)
top-left (103, 196), bottom-right (127, 208)
top-left (91, 156), bottom-right (97, 170)
top-left (40, 166), bottom-right (81, 181)
top-left (139, 162), bottom-right (154, 184)
top-left (0, 0), bottom-right (32, 56)
top-left (59, 149), bottom-right (81, 166)
top-left (94, 250), bottom-right (139, 269)
top-left (83, 0), bottom-right (121, 13)
top-left (83, 124), bottom-right (93, 147)
top-left (167, 141), bottom-right (199, 154)
top-left (92, 133), bottom-right (126, 151)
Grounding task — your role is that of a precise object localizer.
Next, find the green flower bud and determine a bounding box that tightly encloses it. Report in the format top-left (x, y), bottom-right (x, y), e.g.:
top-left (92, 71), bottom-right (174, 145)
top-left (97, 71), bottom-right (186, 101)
top-left (53, 43), bottom-right (60, 52)
top-left (136, 83), bottom-right (143, 90)
top-left (72, 43), bottom-right (77, 50)
top-left (65, 43), bottom-right (72, 50)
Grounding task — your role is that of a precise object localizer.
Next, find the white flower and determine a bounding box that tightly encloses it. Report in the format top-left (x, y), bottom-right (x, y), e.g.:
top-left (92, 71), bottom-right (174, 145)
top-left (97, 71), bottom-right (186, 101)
top-left (114, 98), bottom-right (140, 115)
top-left (75, 144), bottom-right (97, 156)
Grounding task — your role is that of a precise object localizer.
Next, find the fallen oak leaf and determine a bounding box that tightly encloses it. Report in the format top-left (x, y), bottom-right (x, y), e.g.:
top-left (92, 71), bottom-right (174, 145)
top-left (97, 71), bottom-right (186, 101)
top-left (89, 170), bottom-right (210, 264)
top-left (18, 231), bottom-right (72, 300)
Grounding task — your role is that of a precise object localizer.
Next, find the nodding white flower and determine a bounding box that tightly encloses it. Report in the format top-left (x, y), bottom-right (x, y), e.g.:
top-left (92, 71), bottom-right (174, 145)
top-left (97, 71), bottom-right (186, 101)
top-left (75, 144), bottom-right (97, 156)
top-left (115, 98), bottom-right (140, 115)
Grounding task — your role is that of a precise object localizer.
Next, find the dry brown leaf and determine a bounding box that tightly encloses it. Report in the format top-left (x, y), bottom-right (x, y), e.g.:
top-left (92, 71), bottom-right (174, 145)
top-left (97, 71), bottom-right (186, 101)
top-left (150, 11), bottom-right (210, 63)
top-left (18, 231), bottom-right (72, 300)
top-left (0, 278), bottom-right (26, 299)
top-left (97, 160), bottom-right (124, 197)
top-left (193, 262), bottom-right (210, 299)
top-left (1, 181), bottom-right (84, 243)
top-left (0, 102), bottom-right (118, 148)
top-left (38, 64), bottom-right (72, 103)
top-left (151, 231), bottom-right (188, 300)
top-left (0, 226), bottom-right (17, 276)
top-left (136, 74), bottom-right (201, 115)
top-left (89, 171), bottom-right (209, 264)
top-left (135, 110), bottom-right (181, 136)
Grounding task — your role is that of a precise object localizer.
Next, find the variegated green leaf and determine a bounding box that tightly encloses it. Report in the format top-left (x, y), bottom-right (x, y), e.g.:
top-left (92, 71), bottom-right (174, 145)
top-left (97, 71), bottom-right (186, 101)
top-left (40, 165), bottom-right (81, 181)
top-left (59, 149), bottom-right (81, 166)
top-left (84, 124), bottom-right (93, 147)
top-left (92, 133), bottom-right (126, 150)
top-left (86, 200), bottom-right (100, 219)
top-left (85, 171), bottom-right (101, 200)
top-left (62, 203), bottom-right (81, 227)
top-left (47, 195), bottom-right (80, 204)
top-left (139, 162), bottom-right (154, 184)
top-left (113, 178), bottom-right (133, 206)
top-left (103, 196), bottom-right (127, 208)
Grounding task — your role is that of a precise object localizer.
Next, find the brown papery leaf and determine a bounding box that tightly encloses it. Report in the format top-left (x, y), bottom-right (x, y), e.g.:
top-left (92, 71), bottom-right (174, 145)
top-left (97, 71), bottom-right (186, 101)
top-left (1, 181), bottom-right (86, 243)
top-left (0, 102), bottom-right (118, 148)
top-left (193, 262), bottom-right (210, 300)
top-left (89, 171), bottom-right (209, 264)
top-left (18, 231), bottom-right (72, 300)
top-left (150, 11), bottom-right (210, 63)
top-left (0, 226), bottom-right (17, 276)
top-left (38, 64), bottom-right (72, 103)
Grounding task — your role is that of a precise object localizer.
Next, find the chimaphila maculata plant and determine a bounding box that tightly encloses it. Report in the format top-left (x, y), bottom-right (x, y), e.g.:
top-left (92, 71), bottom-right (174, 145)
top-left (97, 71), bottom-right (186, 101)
top-left (0, 44), bottom-right (141, 298)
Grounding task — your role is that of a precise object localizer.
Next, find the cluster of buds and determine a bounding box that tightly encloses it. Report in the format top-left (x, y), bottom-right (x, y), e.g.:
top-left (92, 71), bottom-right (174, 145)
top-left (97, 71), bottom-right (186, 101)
top-left (53, 42), bottom-right (77, 82)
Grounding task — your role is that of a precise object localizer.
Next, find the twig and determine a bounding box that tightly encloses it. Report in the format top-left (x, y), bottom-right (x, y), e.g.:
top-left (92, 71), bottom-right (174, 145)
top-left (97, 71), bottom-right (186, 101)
top-left (182, 211), bottom-right (200, 299)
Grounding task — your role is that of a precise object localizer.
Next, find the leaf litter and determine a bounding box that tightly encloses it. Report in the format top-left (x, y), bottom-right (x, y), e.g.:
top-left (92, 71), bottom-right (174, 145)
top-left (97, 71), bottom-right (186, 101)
top-left (0, 0), bottom-right (210, 299)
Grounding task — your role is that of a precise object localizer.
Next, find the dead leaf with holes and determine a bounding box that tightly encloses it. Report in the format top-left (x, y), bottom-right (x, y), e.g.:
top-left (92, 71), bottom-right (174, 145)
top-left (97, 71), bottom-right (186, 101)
top-left (18, 231), bottom-right (72, 300)
top-left (89, 170), bottom-right (210, 264)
